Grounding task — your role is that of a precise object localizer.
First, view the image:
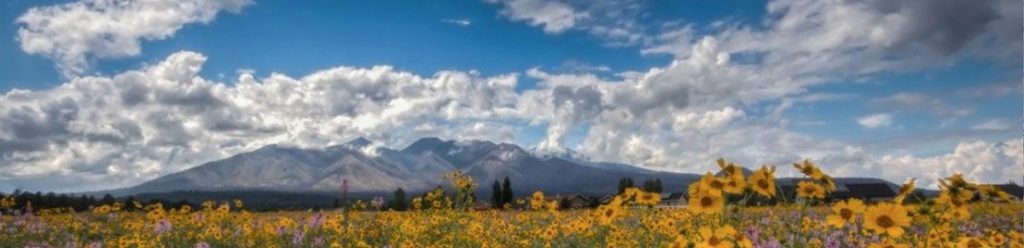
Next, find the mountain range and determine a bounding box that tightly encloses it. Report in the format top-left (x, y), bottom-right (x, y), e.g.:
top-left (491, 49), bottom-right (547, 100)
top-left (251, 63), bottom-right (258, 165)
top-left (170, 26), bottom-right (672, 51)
top-left (114, 137), bottom-right (896, 197)
top-left (119, 137), bottom-right (701, 196)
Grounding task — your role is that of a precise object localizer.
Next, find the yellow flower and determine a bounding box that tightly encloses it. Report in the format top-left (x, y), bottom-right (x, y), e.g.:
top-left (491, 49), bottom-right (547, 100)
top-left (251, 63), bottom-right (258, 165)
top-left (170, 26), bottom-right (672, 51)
top-left (956, 236), bottom-right (990, 248)
top-left (530, 191), bottom-right (546, 210)
top-left (688, 190), bottom-right (724, 215)
top-left (989, 232), bottom-right (1006, 246)
top-left (716, 158), bottom-right (745, 181)
top-left (863, 202), bottom-right (911, 237)
top-left (748, 165), bottom-right (776, 198)
top-left (793, 159), bottom-right (825, 180)
top-left (825, 198), bottom-right (865, 228)
top-left (796, 181), bottom-right (825, 199)
top-left (690, 173), bottom-right (725, 196)
top-left (635, 191), bottom-right (661, 206)
top-left (696, 225), bottom-right (737, 248)
top-left (668, 235), bottom-right (689, 248)
top-left (722, 176), bottom-right (747, 195)
top-left (596, 204), bottom-right (622, 225)
top-left (867, 238), bottom-right (910, 248)
top-left (894, 178), bottom-right (916, 204)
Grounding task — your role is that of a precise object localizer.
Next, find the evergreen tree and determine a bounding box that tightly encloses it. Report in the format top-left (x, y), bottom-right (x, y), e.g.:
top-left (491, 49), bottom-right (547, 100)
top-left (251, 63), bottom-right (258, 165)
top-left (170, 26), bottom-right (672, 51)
top-left (642, 178), bottom-right (664, 193)
top-left (502, 177), bottom-right (513, 207)
top-left (491, 180), bottom-right (503, 208)
top-left (392, 188), bottom-right (408, 211)
top-left (618, 177), bottom-right (635, 194)
top-left (100, 194), bottom-right (116, 205)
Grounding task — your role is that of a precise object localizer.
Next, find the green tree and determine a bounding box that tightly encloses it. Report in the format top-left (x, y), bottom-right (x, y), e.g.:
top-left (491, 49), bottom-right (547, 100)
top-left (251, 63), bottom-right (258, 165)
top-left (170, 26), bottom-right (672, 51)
top-left (502, 177), bottom-right (513, 207)
top-left (618, 177), bottom-right (635, 194)
top-left (642, 178), bottom-right (663, 193)
top-left (491, 180), bottom-right (503, 208)
top-left (391, 187), bottom-right (408, 211)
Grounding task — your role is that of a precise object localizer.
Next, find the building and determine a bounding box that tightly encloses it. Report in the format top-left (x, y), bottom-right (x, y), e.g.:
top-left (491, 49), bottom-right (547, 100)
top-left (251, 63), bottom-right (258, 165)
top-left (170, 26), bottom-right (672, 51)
top-left (841, 183), bottom-right (897, 202)
top-left (659, 192), bottom-right (687, 207)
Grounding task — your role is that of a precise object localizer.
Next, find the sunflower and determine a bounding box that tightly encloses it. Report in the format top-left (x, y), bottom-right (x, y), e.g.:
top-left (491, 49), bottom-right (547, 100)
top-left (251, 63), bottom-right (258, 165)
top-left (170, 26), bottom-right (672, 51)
top-left (722, 176), bottom-right (747, 195)
top-left (793, 159), bottom-right (826, 180)
top-left (989, 232), bottom-right (1006, 246)
top-left (696, 225), bottom-right (737, 248)
top-left (866, 238), bottom-right (910, 248)
top-left (688, 190), bottom-right (724, 215)
top-left (530, 191), bottom-right (546, 210)
top-left (716, 158), bottom-right (745, 180)
top-left (825, 198), bottom-right (865, 228)
top-left (956, 236), bottom-right (990, 248)
top-left (863, 202), bottom-right (912, 237)
top-left (668, 235), bottom-right (689, 248)
top-left (796, 181), bottom-right (826, 199)
top-left (596, 204), bottom-right (622, 225)
top-left (689, 173), bottom-right (725, 196)
top-left (635, 191), bottom-right (661, 206)
top-left (748, 165), bottom-right (776, 198)
top-left (894, 178), bottom-right (916, 203)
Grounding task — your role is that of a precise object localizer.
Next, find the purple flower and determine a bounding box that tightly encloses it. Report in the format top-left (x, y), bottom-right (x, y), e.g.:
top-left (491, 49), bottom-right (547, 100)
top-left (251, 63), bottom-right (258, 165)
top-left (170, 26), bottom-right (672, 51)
top-left (154, 219), bottom-right (173, 234)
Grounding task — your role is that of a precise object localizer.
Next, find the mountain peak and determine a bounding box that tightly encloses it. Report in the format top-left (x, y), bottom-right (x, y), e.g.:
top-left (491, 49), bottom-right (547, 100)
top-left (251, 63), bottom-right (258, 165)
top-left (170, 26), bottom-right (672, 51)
top-left (345, 137), bottom-right (373, 148)
top-left (402, 137), bottom-right (451, 154)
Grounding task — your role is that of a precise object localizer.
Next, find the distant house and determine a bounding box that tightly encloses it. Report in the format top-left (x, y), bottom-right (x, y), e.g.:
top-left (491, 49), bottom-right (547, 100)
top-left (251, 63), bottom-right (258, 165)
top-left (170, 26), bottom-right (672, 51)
top-left (560, 194), bottom-right (592, 209)
top-left (659, 192), bottom-right (687, 207)
top-left (597, 195), bottom-right (616, 205)
top-left (842, 183), bottom-right (897, 202)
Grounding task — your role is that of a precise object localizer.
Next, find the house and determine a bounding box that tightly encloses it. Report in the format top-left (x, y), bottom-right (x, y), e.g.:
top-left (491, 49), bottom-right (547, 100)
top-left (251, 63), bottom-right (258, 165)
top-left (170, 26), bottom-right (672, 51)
top-left (842, 183), bottom-right (897, 202)
top-left (659, 192), bottom-right (687, 207)
top-left (560, 194), bottom-right (592, 209)
top-left (597, 195), bottom-right (616, 205)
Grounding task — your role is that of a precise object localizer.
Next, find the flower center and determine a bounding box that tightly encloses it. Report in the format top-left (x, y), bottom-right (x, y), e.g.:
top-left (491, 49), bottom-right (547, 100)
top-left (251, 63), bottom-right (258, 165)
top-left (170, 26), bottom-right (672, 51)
top-left (701, 196), bottom-right (714, 207)
top-left (710, 180), bottom-right (724, 189)
top-left (757, 179), bottom-right (770, 189)
top-left (876, 215), bottom-right (894, 228)
top-left (840, 208), bottom-right (853, 219)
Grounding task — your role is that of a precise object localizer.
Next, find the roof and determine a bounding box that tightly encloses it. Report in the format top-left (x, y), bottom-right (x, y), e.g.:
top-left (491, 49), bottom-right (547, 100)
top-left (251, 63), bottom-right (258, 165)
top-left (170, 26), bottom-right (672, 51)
top-left (843, 183), bottom-right (896, 199)
top-left (662, 192), bottom-right (685, 201)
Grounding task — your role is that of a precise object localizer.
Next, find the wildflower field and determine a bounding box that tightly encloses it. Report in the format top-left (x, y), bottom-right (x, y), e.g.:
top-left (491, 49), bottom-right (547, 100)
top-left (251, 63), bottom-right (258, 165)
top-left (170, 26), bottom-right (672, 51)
top-left (1, 160), bottom-right (1021, 248)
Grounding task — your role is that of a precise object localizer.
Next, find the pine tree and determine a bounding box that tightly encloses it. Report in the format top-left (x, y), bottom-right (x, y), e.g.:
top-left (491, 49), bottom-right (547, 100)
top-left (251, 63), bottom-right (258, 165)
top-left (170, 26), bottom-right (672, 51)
top-left (502, 177), bottom-right (513, 207)
top-left (618, 177), bottom-right (635, 194)
top-left (392, 188), bottom-right (408, 211)
top-left (491, 180), bottom-right (503, 208)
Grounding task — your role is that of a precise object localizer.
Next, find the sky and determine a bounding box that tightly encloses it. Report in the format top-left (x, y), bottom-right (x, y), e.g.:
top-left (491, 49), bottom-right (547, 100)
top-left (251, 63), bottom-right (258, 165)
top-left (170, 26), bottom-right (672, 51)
top-left (0, 0), bottom-right (1021, 192)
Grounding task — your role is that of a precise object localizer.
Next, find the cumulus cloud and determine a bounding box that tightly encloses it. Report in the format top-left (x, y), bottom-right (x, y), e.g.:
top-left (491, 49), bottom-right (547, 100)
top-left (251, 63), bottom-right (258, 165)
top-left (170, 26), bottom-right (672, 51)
top-left (16, 0), bottom-right (251, 77)
top-left (0, 51), bottom-right (522, 191)
top-left (857, 113), bottom-right (893, 128)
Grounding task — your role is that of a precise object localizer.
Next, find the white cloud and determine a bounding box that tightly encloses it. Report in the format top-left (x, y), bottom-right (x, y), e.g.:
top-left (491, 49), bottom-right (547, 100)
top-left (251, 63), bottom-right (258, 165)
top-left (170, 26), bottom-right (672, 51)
top-left (971, 118), bottom-right (1015, 131)
top-left (488, 0), bottom-right (648, 45)
top-left (442, 18), bottom-right (472, 27)
top-left (16, 0), bottom-right (252, 77)
top-left (857, 113), bottom-right (893, 128)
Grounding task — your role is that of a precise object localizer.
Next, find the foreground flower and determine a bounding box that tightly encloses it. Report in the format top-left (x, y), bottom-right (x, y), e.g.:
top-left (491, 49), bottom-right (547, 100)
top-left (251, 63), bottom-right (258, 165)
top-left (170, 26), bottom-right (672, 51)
top-left (863, 202), bottom-right (911, 237)
top-left (796, 181), bottom-right (825, 199)
top-left (748, 165), bottom-right (776, 198)
top-left (688, 190), bottom-right (724, 215)
top-left (826, 198), bottom-right (865, 228)
top-left (697, 225), bottom-right (737, 248)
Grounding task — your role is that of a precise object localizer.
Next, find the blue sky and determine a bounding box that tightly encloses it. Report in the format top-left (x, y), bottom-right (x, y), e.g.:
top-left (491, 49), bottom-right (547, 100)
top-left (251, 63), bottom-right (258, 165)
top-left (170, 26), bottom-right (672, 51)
top-left (0, 0), bottom-right (1020, 191)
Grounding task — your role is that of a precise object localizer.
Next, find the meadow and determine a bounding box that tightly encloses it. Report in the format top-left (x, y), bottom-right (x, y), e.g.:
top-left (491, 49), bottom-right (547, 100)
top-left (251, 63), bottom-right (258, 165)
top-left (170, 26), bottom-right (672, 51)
top-left (1, 160), bottom-right (1021, 248)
